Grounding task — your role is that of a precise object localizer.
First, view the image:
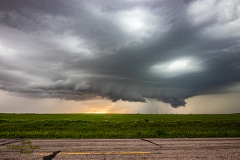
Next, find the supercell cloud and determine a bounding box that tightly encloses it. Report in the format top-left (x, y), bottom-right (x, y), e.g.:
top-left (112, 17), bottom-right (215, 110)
top-left (0, 0), bottom-right (240, 107)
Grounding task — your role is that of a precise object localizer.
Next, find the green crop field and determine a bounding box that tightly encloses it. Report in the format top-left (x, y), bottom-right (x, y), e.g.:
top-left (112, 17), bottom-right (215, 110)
top-left (0, 114), bottom-right (239, 138)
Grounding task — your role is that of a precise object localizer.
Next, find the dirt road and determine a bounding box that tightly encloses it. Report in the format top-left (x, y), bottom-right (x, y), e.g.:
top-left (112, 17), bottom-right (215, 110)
top-left (0, 138), bottom-right (239, 159)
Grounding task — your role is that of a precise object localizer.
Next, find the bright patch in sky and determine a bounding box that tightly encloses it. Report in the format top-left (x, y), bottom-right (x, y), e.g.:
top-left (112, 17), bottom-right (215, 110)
top-left (0, 42), bottom-right (16, 57)
top-left (119, 9), bottom-right (146, 33)
top-left (151, 58), bottom-right (202, 78)
top-left (122, 16), bottom-right (144, 31)
top-left (169, 60), bottom-right (188, 70)
top-left (118, 8), bottom-right (156, 37)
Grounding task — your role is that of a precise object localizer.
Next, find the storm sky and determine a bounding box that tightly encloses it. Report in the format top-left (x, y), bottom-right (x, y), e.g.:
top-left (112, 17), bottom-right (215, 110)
top-left (0, 0), bottom-right (240, 113)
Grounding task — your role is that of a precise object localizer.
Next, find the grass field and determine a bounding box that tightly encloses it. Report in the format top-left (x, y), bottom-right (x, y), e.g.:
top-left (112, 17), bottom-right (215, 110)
top-left (0, 114), bottom-right (239, 138)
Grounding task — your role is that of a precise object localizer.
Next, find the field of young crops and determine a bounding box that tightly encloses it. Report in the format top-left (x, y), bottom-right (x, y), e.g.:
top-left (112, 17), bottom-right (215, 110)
top-left (0, 114), bottom-right (239, 138)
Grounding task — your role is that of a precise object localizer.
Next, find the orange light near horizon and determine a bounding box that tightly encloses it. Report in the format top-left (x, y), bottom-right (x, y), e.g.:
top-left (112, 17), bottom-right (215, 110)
top-left (72, 101), bottom-right (129, 114)
top-left (81, 107), bottom-right (127, 114)
top-left (86, 111), bottom-right (108, 114)
top-left (84, 107), bottom-right (107, 114)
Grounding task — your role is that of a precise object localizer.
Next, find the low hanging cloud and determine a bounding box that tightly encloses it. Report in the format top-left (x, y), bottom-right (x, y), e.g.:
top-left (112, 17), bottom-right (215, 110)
top-left (0, 0), bottom-right (240, 107)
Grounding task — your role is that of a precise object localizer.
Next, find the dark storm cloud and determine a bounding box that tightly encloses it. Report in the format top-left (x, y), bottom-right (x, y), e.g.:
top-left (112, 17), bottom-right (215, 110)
top-left (0, 0), bottom-right (240, 107)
